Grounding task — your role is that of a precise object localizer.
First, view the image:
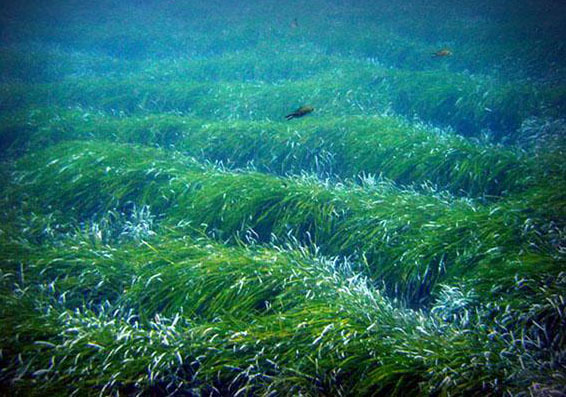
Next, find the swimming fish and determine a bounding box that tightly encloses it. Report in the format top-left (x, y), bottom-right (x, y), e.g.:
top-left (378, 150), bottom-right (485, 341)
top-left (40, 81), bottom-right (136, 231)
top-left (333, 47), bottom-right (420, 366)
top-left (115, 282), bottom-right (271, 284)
top-left (432, 48), bottom-right (453, 57)
top-left (285, 105), bottom-right (314, 120)
top-left (290, 18), bottom-right (299, 29)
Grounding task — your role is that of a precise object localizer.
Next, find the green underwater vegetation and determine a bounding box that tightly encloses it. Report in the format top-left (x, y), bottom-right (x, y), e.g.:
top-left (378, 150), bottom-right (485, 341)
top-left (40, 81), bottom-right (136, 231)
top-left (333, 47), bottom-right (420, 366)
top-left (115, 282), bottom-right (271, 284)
top-left (0, 0), bottom-right (565, 395)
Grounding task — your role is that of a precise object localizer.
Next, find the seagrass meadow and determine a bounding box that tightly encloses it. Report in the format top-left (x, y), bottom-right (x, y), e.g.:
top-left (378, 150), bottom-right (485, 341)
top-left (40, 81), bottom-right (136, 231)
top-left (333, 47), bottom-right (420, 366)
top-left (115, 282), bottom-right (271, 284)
top-left (0, 0), bottom-right (565, 396)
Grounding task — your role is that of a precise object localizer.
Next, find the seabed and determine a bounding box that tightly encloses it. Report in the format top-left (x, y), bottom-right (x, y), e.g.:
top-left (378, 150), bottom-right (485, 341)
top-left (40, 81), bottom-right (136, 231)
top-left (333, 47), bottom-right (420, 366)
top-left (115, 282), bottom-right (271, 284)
top-left (0, 0), bottom-right (564, 395)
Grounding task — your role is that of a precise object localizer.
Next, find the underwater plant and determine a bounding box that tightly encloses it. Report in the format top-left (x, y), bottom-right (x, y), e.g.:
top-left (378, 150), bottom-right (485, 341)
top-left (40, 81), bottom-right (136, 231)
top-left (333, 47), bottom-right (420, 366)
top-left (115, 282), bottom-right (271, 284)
top-left (0, 0), bottom-right (564, 395)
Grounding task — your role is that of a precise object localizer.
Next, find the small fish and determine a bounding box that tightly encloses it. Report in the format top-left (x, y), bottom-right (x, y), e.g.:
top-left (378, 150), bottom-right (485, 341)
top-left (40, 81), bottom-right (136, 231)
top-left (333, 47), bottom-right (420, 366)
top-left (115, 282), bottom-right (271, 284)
top-left (432, 48), bottom-right (453, 57)
top-left (285, 105), bottom-right (314, 120)
top-left (290, 18), bottom-right (299, 29)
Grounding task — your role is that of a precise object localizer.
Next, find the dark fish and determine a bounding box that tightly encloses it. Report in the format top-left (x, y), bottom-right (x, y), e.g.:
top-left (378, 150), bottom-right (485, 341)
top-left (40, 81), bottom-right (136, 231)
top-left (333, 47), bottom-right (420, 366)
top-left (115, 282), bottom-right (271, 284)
top-left (432, 48), bottom-right (453, 57)
top-left (290, 18), bottom-right (299, 29)
top-left (285, 105), bottom-right (314, 120)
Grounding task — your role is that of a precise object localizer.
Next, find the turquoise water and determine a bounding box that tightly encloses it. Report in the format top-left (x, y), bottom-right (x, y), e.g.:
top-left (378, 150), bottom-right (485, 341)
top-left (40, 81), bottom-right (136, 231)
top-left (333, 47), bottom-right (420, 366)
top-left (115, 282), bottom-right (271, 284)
top-left (0, 0), bottom-right (565, 395)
